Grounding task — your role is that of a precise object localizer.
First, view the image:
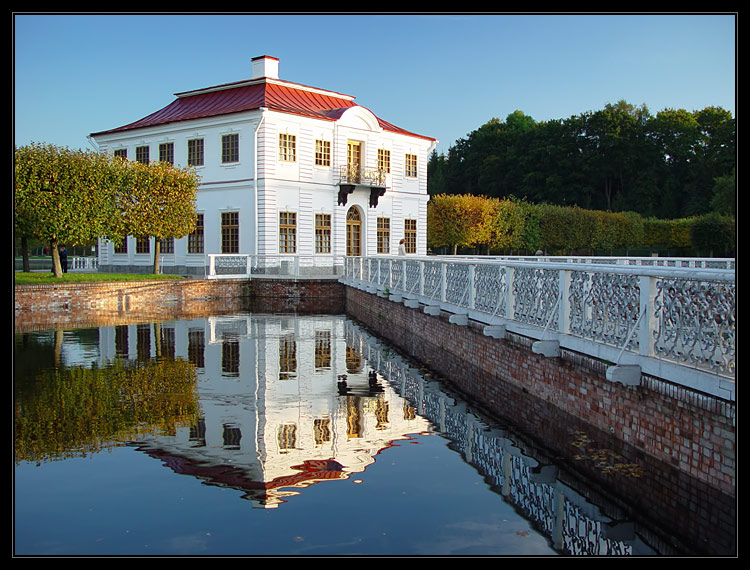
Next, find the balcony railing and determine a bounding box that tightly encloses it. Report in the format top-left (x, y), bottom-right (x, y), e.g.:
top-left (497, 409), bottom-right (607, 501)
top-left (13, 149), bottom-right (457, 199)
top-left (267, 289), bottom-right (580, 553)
top-left (337, 165), bottom-right (386, 187)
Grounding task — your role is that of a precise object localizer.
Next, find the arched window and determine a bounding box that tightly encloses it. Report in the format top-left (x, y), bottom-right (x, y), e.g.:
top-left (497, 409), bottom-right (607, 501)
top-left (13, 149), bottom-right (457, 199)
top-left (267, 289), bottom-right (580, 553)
top-left (346, 207), bottom-right (362, 256)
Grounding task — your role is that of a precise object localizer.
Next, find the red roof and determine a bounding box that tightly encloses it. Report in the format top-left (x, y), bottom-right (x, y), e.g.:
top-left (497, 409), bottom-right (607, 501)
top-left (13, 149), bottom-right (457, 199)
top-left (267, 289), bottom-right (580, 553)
top-left (91, 78), bottom-right (435, 141)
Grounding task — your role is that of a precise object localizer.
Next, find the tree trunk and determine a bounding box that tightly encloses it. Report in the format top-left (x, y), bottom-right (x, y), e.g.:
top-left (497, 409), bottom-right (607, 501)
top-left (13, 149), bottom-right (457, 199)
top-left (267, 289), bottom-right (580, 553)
top-left (50, 239), bottom-right (62, 277)
top-left (152, 238), bottom-right (161, 274)
top-left (20, 236), bottom-right (30, 272)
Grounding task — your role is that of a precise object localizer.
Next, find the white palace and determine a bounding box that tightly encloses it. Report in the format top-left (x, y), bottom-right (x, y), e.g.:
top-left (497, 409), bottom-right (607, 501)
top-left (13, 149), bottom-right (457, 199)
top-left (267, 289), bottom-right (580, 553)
top-left (90, 55), bottom-right (437, 275)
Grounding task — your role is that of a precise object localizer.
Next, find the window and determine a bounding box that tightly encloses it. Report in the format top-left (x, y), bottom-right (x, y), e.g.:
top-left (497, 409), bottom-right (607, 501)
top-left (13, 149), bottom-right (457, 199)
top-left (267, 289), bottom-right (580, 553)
top-left (159, 142), bottom-right (174, 165)
top-left (404, 219), bottom-right (417, 253)
top-left (188, 138), bottom-right (204, 166)
top-left (279, 133), bottom-right (296, 162)
top-left (136, 236), bottom-right (150, 254)
top-left (315, 330), bottom-right (331, 370)
top-left (159, 237), bottom-right (174, 254)
top-left (315, 213), bottom-right (331, 254)
top-left (315, 139), bottom-right (331, 166)
top-left (136, 146), bottom-right (150, 164)
top-left (378, 149), bottom-right (391, 174)
top-left (279, 211), bottom-right (296, 253)
top-left (221, 133), bottom-right (239, 163)
top-left (114, 238), bottom-right (127, 254)
top-left (405, 153), bottom-right (418, 178)
top-left (188, 213), bottom-right (204, 254)
top-left (114, 148), bottom-right (127, 160)
top-left (279, 334), bottom-right (297, 380)
top-left (377, 217), bottom-right (390, 254)
top-left (221, 212), bottom-right (239, 253)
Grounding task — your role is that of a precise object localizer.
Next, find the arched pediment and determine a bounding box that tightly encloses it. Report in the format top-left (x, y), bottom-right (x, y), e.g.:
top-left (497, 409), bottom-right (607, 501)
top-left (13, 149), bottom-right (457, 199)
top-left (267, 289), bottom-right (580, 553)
top-left (337, 106), bottom-right (382, 132)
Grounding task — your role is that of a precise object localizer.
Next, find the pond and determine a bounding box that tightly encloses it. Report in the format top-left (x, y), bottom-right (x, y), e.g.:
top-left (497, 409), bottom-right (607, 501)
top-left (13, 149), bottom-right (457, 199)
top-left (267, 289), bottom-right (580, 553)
top-left (14, 312), bottom-right (732, 556)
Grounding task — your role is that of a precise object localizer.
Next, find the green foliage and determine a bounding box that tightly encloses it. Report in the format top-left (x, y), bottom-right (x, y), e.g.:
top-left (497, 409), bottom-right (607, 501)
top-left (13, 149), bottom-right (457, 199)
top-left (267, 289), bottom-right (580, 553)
top-left (15, 143), bottom-right (200, 276)
top-left (428, 194), bottom-right (733, 256)
top-left (690, 212), bottom-right (736, 257)
top-left (428, 102), bottom-right (735, 219)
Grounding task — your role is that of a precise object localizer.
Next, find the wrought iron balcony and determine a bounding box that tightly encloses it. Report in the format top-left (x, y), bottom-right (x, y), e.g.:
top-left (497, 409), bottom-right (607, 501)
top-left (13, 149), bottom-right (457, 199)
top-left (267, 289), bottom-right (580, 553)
top-left (336, 165), bottom-right (387, 207)
top-left (337, 165), bottom-right (386, 187)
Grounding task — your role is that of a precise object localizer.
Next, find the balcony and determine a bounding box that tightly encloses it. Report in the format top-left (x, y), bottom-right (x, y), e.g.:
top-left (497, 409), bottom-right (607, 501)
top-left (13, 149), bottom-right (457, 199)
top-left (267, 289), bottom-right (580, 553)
top-left (336, 165), bottom-right (387, 207)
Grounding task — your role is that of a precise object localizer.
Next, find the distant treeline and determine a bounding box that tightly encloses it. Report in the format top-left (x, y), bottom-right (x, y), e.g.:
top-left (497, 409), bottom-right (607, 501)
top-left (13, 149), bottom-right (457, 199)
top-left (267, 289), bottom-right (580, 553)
top-left (427, 194), bottom-right (735, 257)
top-left (427, 101), bottom-right (735, 220)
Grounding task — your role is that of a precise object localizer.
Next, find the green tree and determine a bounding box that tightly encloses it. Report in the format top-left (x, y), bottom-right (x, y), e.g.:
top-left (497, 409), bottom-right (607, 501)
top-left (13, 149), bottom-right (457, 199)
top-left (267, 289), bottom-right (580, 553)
top-left (115, 160), bottom-right (199, 274)
top-left (14, 144), bottom-right (126, 277)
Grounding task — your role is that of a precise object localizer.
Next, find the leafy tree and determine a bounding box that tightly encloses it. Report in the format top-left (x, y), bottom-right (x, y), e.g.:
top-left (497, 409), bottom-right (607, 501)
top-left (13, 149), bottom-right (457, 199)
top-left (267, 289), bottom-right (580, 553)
top-left (14, 144), bottom-right (125, 277)
top-left (427, 194), bottom-right (495, 254)
top-left (114, 160), bottom-right (199, 274)
top-left (15, 143), bottom-right (200, 276)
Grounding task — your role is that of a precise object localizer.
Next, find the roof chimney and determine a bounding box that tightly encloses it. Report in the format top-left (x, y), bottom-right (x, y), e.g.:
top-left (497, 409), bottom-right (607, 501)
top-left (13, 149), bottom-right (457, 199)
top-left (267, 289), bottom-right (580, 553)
top-left (251, 55), bottom-right (279, 80)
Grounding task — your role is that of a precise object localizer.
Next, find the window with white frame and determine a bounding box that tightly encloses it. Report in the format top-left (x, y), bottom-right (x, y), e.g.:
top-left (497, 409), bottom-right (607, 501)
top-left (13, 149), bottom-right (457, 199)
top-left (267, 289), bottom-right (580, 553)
top-left (404, 219), bottom-right (417, 253)
top-left (159, 142), bottom-right (174, 165)
top-left (221, 212), bottom-right (239, 253)
top-left (279, 211), bottom-right (297, 253)
top-left (378, 149), bottom-right (391, 174)
top-left (188, 213), bottom-right (204, 254)
top-left (315, 139), bottom-right (331, 166)
top-left (405, 153), bottom-right (417, 178)
top-left (315, 213), bottom-right (331, 253)
top-left (279, 133), bottom-right (296, 162)
top-left (222, 134), bottom-right (239, 163)
top-left (188, 138), bottom-right (204, 166)
top-left (377, 217), bottom-right (390, 254)
top-left (136, 146), bottom-right (150, 164)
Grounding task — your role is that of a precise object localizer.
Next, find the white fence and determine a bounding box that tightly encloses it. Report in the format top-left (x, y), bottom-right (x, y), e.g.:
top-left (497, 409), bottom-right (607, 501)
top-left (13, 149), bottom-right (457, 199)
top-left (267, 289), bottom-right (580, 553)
top-left (207, 254), bottom-right (345, 279)
top-left (342, 256), bottom-right (735, 400)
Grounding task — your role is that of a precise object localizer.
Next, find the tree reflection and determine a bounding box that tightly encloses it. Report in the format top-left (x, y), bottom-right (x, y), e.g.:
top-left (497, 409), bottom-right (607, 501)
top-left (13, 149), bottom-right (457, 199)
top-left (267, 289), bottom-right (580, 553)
top-left (14, 358), bottom-right (199, 464)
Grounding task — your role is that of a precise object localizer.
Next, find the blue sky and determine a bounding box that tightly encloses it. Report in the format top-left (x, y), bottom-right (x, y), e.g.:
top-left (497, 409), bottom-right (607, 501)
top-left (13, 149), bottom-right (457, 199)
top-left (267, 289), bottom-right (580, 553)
top-left (14, 13), bottom-right (736, 155)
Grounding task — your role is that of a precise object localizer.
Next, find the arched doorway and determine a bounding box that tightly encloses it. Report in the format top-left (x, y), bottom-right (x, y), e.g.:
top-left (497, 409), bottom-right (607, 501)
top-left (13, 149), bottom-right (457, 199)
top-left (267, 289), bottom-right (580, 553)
top-left (346, 206), bottom-right (362, 256)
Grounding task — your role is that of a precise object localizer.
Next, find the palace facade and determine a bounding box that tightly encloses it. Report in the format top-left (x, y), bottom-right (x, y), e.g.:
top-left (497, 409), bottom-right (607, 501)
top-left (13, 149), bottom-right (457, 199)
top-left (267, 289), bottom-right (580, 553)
top-left (90, 55), bottom-right (437, 275)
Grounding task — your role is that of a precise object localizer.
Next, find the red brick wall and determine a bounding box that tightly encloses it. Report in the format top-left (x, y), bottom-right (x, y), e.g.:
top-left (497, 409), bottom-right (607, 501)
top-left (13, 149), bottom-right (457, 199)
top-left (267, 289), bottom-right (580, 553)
top-left (14, 277), bottom-right (344, 332)
top-left (345, 286), bottom-right (736, 498)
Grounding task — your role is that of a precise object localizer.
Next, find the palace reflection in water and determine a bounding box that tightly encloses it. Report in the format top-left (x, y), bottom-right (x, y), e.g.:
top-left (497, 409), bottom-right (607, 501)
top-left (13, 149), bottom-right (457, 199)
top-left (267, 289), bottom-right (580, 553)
top-left (15, 313), bottom-right (732, 556)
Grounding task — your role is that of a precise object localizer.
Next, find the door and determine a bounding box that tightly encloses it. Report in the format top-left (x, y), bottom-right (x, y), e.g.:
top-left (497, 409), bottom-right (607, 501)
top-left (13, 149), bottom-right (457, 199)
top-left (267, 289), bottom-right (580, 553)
top-left (347, 141), bottom-right (361, 183)
top-left (346, 206), bottom-right (361, 257)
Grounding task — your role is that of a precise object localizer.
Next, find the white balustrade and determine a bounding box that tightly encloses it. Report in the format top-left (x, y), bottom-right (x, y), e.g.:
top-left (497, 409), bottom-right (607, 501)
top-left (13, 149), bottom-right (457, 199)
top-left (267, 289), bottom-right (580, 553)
top-left (342, 256), bottom-right (735, 398)
top-left (207, 254), bottom-right (345, 279)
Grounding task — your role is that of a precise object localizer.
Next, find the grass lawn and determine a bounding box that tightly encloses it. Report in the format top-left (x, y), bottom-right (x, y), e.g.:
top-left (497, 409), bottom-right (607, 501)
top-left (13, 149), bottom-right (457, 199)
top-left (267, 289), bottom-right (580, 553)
top-left (14, 272), bottom-right (185, 285)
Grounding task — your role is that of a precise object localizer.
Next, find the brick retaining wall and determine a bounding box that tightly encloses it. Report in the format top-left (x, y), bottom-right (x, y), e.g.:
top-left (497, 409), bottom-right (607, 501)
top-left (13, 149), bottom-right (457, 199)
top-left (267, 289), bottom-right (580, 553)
top-left (14, 277), bottom-right (344, 332)
top-left (345, 286), bottom-right (735, 499)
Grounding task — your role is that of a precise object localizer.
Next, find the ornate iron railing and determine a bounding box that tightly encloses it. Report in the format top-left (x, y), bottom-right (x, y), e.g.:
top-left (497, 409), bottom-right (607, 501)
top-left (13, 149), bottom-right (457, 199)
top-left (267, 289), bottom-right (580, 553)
top-left (337, 165), bottom-right (386, 187)
top-left (342, 256), bottom-right (735, 396)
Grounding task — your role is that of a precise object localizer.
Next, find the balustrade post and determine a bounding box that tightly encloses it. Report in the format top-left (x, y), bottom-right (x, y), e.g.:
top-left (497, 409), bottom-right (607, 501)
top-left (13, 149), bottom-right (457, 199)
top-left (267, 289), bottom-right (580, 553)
top-left (419, 261), bottom-right (425, 297)
top-left (468, 264), bottom-right (476, 310)
top-left (440, 262), bottom-right (447, 303)
top-left (506, 265), bottom-right (516, 321)
top-left (558, 269), bottom-right (571, 335)
top-left (639, 275), bottom-right (658, 357)
top-left (208, 255), bottom-right (216, 278)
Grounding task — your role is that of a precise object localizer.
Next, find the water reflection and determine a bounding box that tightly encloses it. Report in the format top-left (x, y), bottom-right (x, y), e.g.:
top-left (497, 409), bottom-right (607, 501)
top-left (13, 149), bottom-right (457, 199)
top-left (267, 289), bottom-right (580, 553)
top-left (14, 314), bottom-right (731, 556)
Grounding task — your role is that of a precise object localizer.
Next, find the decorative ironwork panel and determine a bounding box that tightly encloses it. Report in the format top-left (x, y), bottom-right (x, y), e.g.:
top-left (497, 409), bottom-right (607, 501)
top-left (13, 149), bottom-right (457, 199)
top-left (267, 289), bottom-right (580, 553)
top-left (474, 264), bottom-right (507, 317)
top-left (422, 261), bottom-right (443, 301)
top-left (569, 271), bottom-right (640, 350)
top-left (654, 278), bottom-right (736, 375)
top-left (513, 267), bottom-right (559, 328)
top-left (404, 260), bottom-right (421, 294)
top-left (389, 260), bottom-right (406, 290)
top-left (445, 263), bottom-right (470, 307)
top-left (214, 255), bottom-right (248, 275)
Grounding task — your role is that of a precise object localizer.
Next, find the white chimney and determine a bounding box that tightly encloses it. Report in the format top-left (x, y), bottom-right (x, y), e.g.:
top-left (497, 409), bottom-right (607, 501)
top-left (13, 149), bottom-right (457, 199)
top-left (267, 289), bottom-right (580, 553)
top-left (251, 55), bottom-right (279, 80)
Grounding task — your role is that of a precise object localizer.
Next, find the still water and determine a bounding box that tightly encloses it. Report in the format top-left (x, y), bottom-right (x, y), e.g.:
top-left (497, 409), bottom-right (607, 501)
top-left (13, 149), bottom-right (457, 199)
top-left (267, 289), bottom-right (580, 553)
top-left (13, 313), bottom-right (727, 556)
